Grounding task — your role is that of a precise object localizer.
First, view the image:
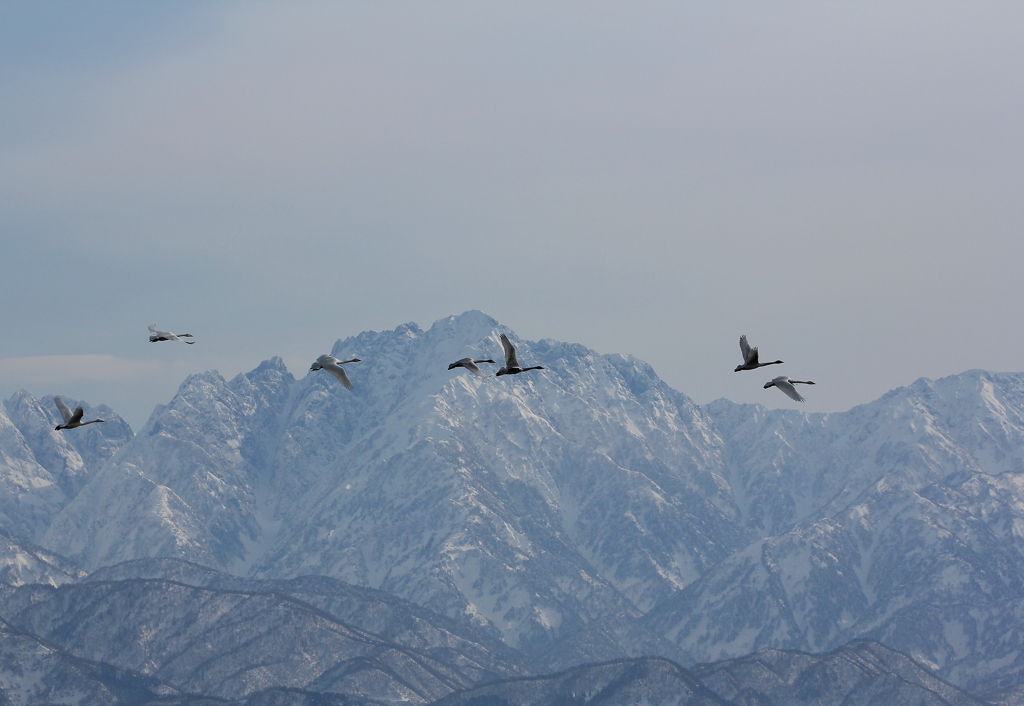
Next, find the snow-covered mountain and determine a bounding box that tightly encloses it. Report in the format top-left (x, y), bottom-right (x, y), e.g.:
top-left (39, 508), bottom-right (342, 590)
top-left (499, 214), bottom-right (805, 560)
top-left (649, 371), bottom-right (1024, 694)
top-left (3, 311), bottom-right (1024, 700)
top-left (0, 391), bottom-right (131, 549)
top-left (0, 527), bottom-right (84, 587)
top-left (40, 311), bottom-right (745, 662)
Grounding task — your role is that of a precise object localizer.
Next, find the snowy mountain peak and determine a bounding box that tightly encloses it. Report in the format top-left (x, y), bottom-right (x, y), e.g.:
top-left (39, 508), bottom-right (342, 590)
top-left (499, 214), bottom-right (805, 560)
top-left (5, 315), bottom-right (1024, 696)
top-left (250, 355), bottom-right (291, 375)
top-left (33, 315), bottom-right (740, 654)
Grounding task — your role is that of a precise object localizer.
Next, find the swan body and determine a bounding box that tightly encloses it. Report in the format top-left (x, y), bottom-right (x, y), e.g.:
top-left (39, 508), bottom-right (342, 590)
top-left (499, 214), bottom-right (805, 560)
top-left (495, 334), bottom-right (544, 377)
top-left (53, 396), bottom-right (105, 430)
top-left (764, 376), bottom-right (816, 402)
top-left (735, 335), bottom-right (782, 372)
top-left (310, 354), bottom-right (361, 390)
top-left (149, 325), bottom-right (195, 344)
top-left (448, 358), bottom-right (496, 377)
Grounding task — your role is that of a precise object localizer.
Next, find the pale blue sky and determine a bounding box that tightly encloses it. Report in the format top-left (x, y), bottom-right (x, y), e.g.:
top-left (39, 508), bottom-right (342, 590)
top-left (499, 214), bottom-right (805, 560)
top-left (2, 1), bottom-right (1022, 428)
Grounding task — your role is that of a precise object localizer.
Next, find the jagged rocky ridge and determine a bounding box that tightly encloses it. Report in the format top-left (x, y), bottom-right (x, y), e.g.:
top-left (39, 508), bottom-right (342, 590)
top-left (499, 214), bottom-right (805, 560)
top-left (1, 311), bottom-right (1024, 701)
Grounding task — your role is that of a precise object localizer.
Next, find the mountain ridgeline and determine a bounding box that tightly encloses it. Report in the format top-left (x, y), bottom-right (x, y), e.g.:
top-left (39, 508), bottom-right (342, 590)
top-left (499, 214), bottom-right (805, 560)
top-left (2, 310), bottom-right (1024, 704)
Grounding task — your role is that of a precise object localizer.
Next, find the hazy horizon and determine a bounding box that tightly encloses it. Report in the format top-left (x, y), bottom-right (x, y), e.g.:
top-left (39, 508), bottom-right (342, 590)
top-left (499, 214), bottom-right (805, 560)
top-left (3, 1), bottom-right (1022, 429)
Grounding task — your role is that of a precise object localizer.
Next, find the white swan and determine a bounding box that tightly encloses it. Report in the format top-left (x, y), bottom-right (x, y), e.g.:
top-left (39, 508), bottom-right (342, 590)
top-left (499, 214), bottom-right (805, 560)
top-left (495, 334), bottom-right (544, 377)
top-left (53, 396), bottom-right (105, 430)
top-left (448, 358), bottom-right (496, 377)
top-left (310, 354), bottom-right (361, 390)
top-left (735, 335), bottom-right (783, 372)
top-left (764, 376), bottom-right (816, 402)
top-left (149, 325), bottom-right (195, 344)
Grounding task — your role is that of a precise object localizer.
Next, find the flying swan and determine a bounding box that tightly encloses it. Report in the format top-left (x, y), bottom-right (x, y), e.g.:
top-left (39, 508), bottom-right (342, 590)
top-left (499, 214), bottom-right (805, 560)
top-left (735, 335), bottom-right (783, 372)
top-left (495, 334), bottom-right (544, 377)
top-left (310, 354), bottom-right (361, 390)
top-left (53, 396), bottom-right (105, 430)
top-left (764, 376), bottom-right (816, 402)
top-left (149, 325), bottom-right (195, 344)
top-left (448, 358), bottom-right (496, 377)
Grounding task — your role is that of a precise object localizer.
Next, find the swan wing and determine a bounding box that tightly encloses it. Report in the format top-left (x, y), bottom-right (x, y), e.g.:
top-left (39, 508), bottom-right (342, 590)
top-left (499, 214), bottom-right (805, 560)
top-left (150, 326), bottom-right (185, 342)
top-left (739, 335), bottom-right (752, 363)
top-left (69, 406), bottom-right (86, 425)
top-left (324, 362), bottom-right (354, 390)
top-left (53, 396), bottom-right (74, 424)
top-left (500, 334), bottom-right (519, 369)
top-left (775, 378), bottom-right (806, 402)
top-left (463, 360), bottom-right (486, 377)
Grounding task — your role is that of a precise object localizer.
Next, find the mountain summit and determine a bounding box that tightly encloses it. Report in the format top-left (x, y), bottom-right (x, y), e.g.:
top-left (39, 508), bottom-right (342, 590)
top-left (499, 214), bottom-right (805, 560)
top-left (3, 313), bottom-right (1024, 694)
top-left (41, 311), bottom-right (742, 659)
